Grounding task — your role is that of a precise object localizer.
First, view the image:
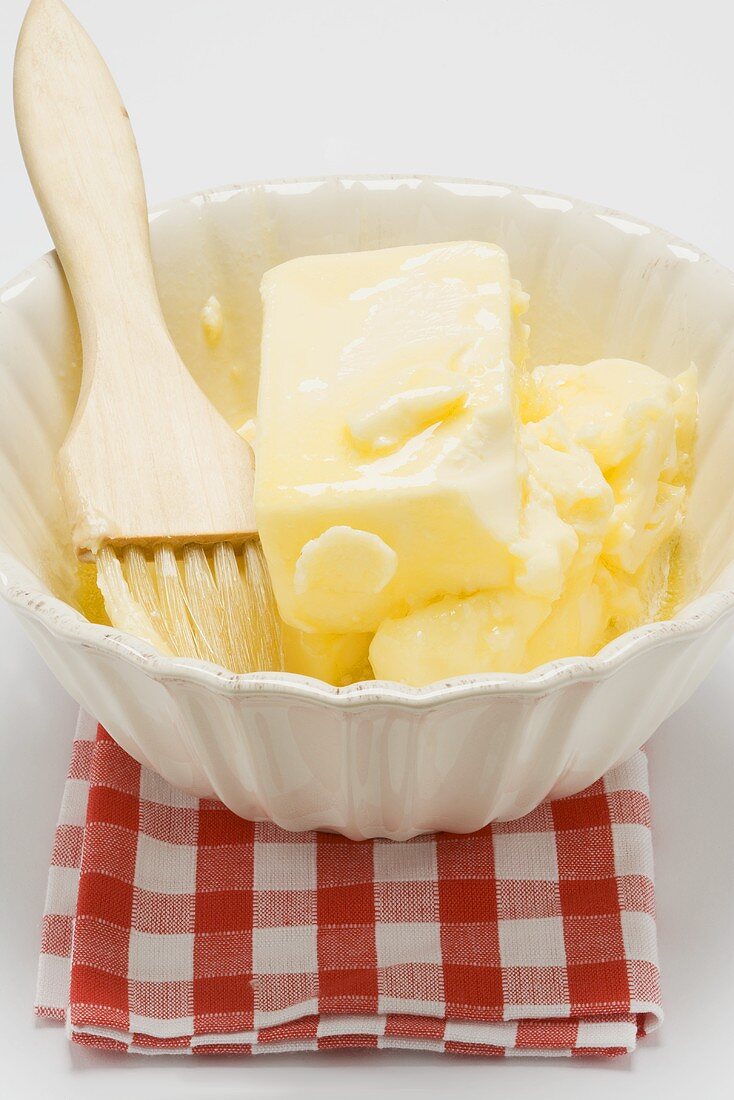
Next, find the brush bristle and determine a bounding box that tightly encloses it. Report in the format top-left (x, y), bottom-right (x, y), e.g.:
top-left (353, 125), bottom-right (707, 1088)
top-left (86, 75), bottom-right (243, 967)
top-left (95, 541), bottom-right (284, 673)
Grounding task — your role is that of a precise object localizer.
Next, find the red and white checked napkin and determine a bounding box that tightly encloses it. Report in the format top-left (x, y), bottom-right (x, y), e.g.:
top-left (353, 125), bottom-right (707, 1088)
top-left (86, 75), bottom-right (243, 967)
top-left (36, 712), bottom-right (661, 1058)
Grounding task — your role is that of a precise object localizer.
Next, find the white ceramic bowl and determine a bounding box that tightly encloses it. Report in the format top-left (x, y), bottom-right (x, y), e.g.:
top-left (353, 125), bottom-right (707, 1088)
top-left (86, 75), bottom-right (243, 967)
top-left (2, 176), bottom-right (734, 840)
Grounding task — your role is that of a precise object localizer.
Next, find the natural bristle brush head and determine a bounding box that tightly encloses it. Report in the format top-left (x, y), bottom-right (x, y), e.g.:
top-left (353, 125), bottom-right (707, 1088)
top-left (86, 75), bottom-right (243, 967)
top-left (96, 541), bottom-right (283, 673)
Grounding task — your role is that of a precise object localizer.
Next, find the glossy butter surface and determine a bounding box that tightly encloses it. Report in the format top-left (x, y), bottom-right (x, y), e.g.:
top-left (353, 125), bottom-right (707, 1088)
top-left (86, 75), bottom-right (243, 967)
top-left (256, 241), bottom-right (526, 636)
top-left (256, 244), bottom-right (697, 686)
top-left (371, 359), bottom-right (697, 684)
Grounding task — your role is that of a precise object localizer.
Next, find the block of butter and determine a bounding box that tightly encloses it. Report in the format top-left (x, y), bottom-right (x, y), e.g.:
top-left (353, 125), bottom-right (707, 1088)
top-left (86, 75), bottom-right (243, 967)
top-left (255, 241), bottom-right (526, 634)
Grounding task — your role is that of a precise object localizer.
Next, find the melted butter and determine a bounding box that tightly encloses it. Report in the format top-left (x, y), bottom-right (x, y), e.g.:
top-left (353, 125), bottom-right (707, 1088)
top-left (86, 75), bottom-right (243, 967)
top-left (76, 560), bottom-right (111, 625)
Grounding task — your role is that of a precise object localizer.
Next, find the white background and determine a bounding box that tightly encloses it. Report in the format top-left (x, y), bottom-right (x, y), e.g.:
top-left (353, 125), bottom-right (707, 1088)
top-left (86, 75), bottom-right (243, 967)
top-left (1, 1), bottom-right (733, 1096)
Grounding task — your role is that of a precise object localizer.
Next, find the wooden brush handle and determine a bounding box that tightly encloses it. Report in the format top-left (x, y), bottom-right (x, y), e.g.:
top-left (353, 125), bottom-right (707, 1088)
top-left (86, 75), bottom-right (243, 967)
top-left (14, 0), bottom-right (161, 339)
top-left (13, 0), bottom-right (257, 553)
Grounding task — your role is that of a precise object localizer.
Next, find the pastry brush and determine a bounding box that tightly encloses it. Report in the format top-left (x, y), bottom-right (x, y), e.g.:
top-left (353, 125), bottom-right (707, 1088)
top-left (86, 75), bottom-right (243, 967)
top-left (13, 0), bottom-right (283, 673)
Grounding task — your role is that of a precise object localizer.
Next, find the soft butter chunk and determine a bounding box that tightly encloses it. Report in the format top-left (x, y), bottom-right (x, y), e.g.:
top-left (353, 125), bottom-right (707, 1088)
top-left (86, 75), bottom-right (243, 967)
top-left (282, 625), bottom-right (373, 686)
top-left (293, 526), bottom-right (398, 630)
top-left (370, 590), bottom-right (549, 685)
top-left (527, 359), bottom-right (697, 573)
top-left (256, 241), bottom-right (524, 634)
top-left (371, 357), bottom-right (696, 685)
top-left (512, 419), bottom-right (613, 601)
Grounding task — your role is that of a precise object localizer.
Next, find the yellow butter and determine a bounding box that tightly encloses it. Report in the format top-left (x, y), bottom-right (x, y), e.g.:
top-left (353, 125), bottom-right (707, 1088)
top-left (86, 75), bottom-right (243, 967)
top-left (528, 359), bottom-right (697, 574)
top-left (346, 365), bottom-right (468, 455)
top-left (370, 358), bottom-right (696, 684)
top-left (282, 624), bottom-right (373, 686)
top-left (293, 526), bottom-right (398, 628)
top-left (200, 295), bottom-right (224, 347)
top-left (256, 241), bottom-right (525, 635)
top-left (255, 240), bottom-right (697, 686)
top-left (369, 589), bottom-right (549, 685)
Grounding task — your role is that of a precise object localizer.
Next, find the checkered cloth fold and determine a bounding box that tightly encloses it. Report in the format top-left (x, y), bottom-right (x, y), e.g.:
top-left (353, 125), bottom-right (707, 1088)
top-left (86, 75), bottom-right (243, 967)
top-left (36, 711), bottom-right (661, 1057)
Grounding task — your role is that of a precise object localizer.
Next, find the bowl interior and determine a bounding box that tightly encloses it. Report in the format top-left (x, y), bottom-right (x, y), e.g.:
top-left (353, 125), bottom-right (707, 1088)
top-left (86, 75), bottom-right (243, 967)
top-left (2, 176), bottom-right (734, 634)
